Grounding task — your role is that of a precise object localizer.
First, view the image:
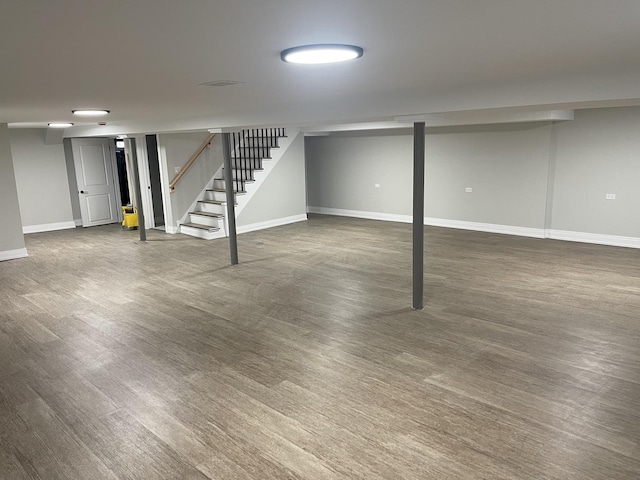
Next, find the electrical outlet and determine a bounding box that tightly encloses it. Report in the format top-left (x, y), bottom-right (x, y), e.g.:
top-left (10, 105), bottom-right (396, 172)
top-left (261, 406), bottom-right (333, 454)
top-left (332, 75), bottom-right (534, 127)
top-left (465, 187), bottom-right (473, 193)
top-left (375, 183), bottom-right (380, 188)
top-left (605, 193), bottom-right (616, 200)
top-left (174, 167), bottom-right (181, 174)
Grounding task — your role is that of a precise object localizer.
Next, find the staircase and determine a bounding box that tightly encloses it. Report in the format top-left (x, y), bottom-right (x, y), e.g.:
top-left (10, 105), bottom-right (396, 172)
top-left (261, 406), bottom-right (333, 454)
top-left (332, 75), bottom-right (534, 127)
top-left (179, 128), bottom-right (287, 239)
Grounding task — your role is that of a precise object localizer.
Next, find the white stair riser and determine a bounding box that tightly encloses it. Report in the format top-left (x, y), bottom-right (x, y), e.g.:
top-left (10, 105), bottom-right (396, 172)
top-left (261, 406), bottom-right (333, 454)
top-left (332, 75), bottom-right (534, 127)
top-left (180, 225), bottom-right (225, 240)
top-left (189, 214), bottom-right (223, 227)
top-left (241, 138), bottom-right (281, 148)
top-left (213, 178), bottom-right (255, 190)
top-left (232, 149), bottom-right (270, 159)
top-left (205, 190), bottom-right (231, 202)
top-left (223, 169), bottom-right (255, 181)
top-left (198, 202), bottom-right (226, 214)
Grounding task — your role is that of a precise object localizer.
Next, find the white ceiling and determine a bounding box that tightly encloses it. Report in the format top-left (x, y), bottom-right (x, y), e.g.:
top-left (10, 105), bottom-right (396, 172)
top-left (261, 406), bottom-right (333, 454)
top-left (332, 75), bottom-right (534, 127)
top-left (2, 0), bottom-right (640, 135)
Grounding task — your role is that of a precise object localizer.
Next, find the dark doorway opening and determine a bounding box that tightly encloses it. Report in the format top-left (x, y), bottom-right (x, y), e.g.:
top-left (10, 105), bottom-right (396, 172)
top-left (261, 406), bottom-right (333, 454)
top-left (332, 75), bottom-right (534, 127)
top-left (145, 135), bottom-right (165, 227)
top-left (115, 143), bottom-right (130, 206)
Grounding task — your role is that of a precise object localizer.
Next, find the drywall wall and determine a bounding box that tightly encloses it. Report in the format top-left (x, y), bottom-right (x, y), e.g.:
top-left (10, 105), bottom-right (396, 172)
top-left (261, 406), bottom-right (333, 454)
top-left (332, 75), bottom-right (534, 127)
top-left (306, 106), bottom-right (640, 246)
top-left (10, 129), bottom-right (75, 231)
top-left (237, 131), bottom-right (307, 228)
top-left (306, 133), bottom-right (413, 216)
top-left (425, 123), bottom-right (551, 228)
top-left (307, 123), bottom-right (552, 229)
top-left (0, 124), bottom-right (27, 259)
top-left (63, 138), bottom-right (82, 223)
top-left (551, 107), bottom-right (640, 238)
top-left (157, 132), bottom-right (223, 230)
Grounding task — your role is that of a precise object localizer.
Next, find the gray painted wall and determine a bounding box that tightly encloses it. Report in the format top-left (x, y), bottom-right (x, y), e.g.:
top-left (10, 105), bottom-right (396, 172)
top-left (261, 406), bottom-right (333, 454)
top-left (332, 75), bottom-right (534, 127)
top-left (306, 107), bottom-right (640, 239)
top-left (10, 129), bottom-right (74, 228)
top-left (237, 132), bottom-right (307, 227)
top-left (552, 108), bottom-right (640, 237)
top-left (158, 132), bottom-right (223, 228)
top-left (425, 124), bottom-right (551, 228)
top-left (307, 123), bottom-right (552, 229)
top-left (0, 124), bottom-right (26, 254)
top-left (307, 133), bottom-right (413, 216)
top-left (63, 138), bottom-right (82, 222)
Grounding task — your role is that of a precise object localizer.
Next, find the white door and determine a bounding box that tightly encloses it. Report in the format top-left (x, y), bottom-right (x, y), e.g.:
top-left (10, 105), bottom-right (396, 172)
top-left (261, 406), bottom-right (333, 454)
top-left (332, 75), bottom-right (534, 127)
top-left (71, 138), bottom-right (120, 227)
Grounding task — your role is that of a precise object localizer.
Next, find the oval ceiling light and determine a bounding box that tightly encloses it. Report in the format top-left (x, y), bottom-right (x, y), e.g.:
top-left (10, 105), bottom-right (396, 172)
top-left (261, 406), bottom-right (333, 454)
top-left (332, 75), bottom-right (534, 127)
top-left (281, 44), bottom-right (363, 64)
top-left (48, 122), bottom-right (74, 128)
top-left (72, 109), bottom-right (110, 116)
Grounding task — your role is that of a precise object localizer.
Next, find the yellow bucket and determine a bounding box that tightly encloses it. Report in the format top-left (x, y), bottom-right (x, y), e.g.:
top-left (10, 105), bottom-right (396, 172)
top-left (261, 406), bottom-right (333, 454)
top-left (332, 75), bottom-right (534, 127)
top-left (121, 206), bottom-right (139, 230)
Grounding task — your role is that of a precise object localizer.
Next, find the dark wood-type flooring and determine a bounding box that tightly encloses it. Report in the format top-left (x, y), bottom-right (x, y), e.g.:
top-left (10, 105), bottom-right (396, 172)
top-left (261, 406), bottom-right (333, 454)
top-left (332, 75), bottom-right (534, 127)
top-left (1, 214), bottom-right (640, 479)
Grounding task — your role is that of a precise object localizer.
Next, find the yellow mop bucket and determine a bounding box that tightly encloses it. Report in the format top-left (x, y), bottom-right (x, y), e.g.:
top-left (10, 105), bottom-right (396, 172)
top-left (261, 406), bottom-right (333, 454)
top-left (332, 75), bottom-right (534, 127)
top-left (121, 206), bottom-right (139, 230)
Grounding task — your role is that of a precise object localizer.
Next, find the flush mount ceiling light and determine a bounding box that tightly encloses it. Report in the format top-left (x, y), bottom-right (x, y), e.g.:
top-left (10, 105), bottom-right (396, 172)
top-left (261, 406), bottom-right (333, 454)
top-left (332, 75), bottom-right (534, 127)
top-left (72, 109), bottom-right (110, 116)
top-left (280, 44), bottom-right (363, 64)
top-left (48, 122), bottom-right (74, 128)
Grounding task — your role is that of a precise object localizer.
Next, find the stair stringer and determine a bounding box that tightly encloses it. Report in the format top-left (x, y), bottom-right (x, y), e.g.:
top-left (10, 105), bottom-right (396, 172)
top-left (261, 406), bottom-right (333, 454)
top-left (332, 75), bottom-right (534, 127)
top-left (234, 128), bottom-right (301, 217)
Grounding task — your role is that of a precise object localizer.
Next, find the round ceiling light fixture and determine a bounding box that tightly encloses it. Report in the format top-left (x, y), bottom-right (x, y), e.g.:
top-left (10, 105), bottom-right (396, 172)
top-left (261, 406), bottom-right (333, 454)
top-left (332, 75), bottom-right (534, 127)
top-left (48, 122), bottom-right (74, 128)
top-left (72, 109), bottom-right (110, 116)
top-left (281, 44), bottom-right (363, 65)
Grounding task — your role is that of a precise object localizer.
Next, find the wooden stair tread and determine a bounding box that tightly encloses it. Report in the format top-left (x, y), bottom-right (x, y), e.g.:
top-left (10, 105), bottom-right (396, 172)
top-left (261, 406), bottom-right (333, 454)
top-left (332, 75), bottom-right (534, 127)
top-left (189, 211), bottom-right (224, 218)
top-left (214, 177), bottom-right (254, 183)
top-left (207, 188), bottom-right (246, 194)
top-left (198, 199), bottom-right (238, 205)
top-left (181, 223), bottom-right (220, 232)
top-left (245, 136), bottom-right (287, 139)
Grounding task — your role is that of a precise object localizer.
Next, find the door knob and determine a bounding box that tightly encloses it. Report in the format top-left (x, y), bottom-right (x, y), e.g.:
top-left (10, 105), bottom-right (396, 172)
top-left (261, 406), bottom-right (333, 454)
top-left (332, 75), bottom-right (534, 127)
top-left (80, 190), bottom-right (88, 194)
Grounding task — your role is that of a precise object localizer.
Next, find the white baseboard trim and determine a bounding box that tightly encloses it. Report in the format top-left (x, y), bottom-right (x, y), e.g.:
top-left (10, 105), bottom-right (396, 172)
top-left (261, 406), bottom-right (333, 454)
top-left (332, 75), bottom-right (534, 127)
top-left (424, 217), bottom-right (545, 238)
top-left (308, 207), bottom-right (544, 238)
top-left (23, 221), bottom-right (77, 234)
top-left (74, 218), bottom-right (82, 227)
top-left (0, 248), bottom-right (28, 262)
top-left (237, 214), bottom-right (308, 235)
top-left (308, 206), bottom-right (412, 224)
top-left (308, 206), bottom-right (640, 248)
top-left (547, 230), bottom-right (640, 249)
top-left (165, 225), bottom-right (179, 234)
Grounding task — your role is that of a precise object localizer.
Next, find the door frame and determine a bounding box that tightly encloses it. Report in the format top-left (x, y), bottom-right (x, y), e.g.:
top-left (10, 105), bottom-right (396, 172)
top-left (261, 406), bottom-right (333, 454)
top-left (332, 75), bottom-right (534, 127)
top-left (131, 135), bottom-right (155, 229)
top-left (110, 140), bottom-right (124, 223)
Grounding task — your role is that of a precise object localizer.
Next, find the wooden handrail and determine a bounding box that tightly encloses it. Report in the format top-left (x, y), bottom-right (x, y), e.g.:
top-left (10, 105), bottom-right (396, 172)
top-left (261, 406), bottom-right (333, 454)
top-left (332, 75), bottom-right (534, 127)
top-left (169, 133), bottom-right (216, 192)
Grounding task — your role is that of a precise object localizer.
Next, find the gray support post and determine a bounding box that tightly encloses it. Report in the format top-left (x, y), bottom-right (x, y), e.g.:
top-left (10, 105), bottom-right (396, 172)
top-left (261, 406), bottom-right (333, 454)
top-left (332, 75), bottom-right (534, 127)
top-left (129, 138), bottom-right (146, 241)
top-left (222, 133), bottom-right (239, 265)
top-left (412, 122), bottom-right (425, 310)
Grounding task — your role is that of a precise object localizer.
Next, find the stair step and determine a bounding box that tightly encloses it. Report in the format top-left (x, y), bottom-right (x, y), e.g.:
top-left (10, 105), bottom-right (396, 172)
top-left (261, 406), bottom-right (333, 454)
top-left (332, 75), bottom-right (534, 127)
top-left (189, 211), bottom-right (224, 218)
top-left (198, 199), bottom-right (238, 206)
top-left (181, 222), bottom-right (220, 232)
top-left (227, 167), bottom-right (264, 172)
top-left (214, 177), bottom-right (254, 183)
top-left (207, 188), bottom-right (246, 195)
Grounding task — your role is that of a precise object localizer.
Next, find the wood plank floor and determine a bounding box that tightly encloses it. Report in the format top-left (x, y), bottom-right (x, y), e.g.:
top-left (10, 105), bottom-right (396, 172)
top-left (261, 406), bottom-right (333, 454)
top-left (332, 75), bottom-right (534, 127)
top-left (1, 214), bottom-right (639, 479)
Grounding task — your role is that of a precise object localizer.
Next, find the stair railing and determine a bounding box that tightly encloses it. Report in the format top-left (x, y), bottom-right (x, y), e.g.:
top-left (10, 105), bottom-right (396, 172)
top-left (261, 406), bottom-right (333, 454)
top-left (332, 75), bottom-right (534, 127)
top-left (169, 132), bottom-right (217, 193)
top-left (230, 128), bottom-right (286, 192)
